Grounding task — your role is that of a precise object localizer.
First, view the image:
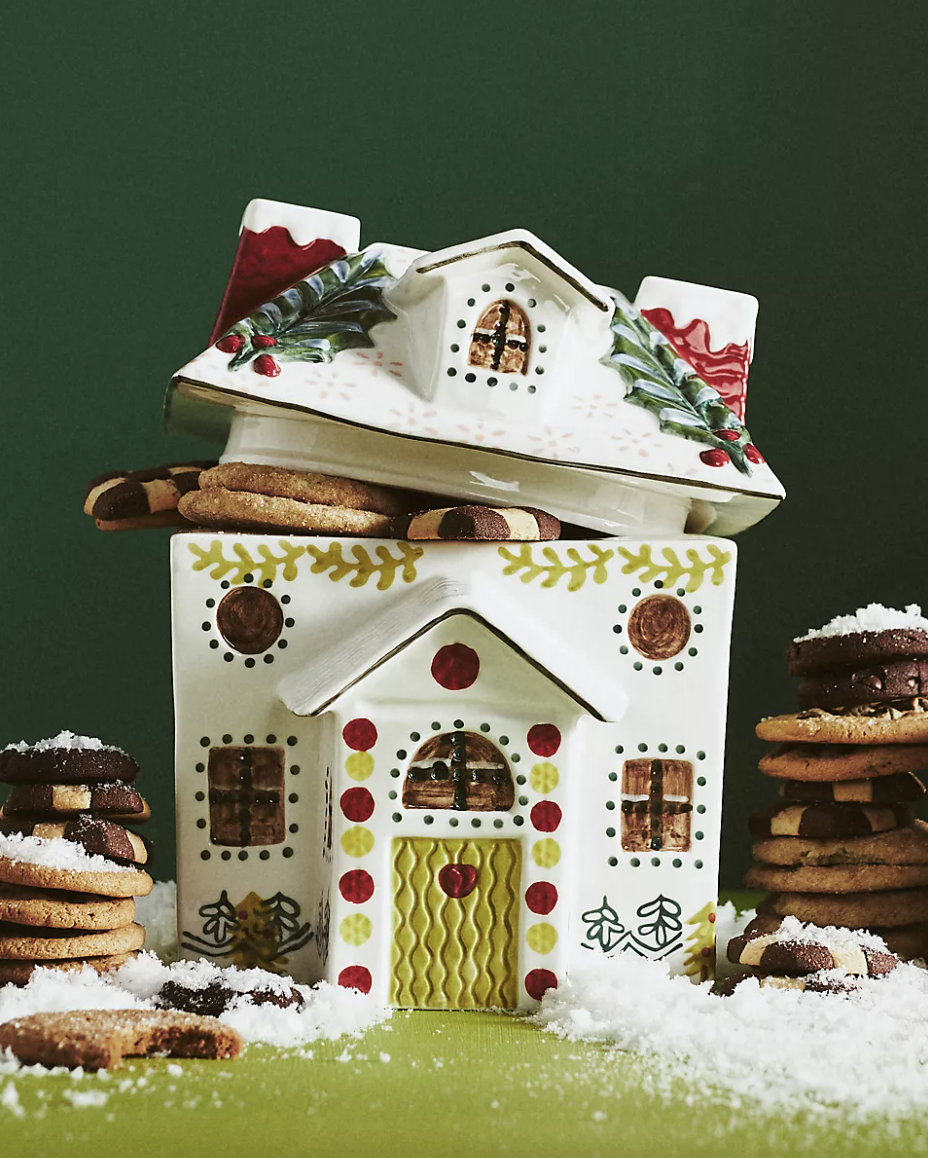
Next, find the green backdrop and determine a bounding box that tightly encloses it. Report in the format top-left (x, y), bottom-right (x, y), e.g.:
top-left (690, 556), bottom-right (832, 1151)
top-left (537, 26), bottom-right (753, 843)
top-left (4, 1), bottom-right (927, 885)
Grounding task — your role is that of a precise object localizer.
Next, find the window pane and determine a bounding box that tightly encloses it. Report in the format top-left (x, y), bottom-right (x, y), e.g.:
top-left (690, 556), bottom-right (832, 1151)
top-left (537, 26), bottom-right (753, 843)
top-left (404, 732), bottom-right (514, 812)
top-left (620, 758), bottom-right (692, 853)
top-left (207, 746), bottom-right (285, 846)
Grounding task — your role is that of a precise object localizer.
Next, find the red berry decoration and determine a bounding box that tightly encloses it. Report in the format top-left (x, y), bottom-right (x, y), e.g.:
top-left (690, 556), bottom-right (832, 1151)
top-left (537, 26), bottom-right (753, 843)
top-left (215, 334), bottom-right (244, 354)
top-left (525, 881), bottom-right (558, 915)
top-left (438, 863), bottom-right (479, 899)
top-left (254, 353), bottom-right (281, 377)
top-left (343, 719), bottom-right (378, 751)
top-left (338, 965), bottom-right (372, 994)
top-left (340, 787), bottom-right (375, 823)
top-left (744, 444), bottom-right (765, 464)
top-left (339, 869), bottom-right (374, 904)
top-left (524, 969), bottom-right (558, 1001)
top-left (252, 334), bottom-right (278, 348)
top-left (527, 724), bottom-right (561, 758)
top-left (530, 801), bottom-right (562, 832)
top-left (431, 643), bottom-right (480, 690)
top-left (699, 448), bottom-right (730, 468)
top-left (713, 429), bottom-right (740, 442)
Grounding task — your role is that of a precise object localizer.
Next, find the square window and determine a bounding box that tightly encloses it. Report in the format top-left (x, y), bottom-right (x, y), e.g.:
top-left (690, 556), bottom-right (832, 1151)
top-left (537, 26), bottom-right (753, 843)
top-left (207, 746), bottom-right (285, 846)
top-left (620, 759), bottom-right (692, 853)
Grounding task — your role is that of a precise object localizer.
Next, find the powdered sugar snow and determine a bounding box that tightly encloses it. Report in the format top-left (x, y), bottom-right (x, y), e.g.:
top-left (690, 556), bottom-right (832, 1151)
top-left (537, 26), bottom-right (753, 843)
top-left (0, 832), bottom-right (127, 874)
top-left (2, 731), bottom-right (126, 755)
top-left (534, 952), bottom-right (928, 1120)
top-left (795, 603), bottom-right (928, 642)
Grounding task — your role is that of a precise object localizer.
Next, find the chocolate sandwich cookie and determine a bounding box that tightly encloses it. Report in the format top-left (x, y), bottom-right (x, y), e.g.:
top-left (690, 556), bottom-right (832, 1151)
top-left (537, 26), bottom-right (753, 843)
top-left (0, 883), bottom-right (135, 930)
top-left (0, 952), bottom-right (138, 986)
top-left (745, 862), bottom-right (928, 894)
top-left (0, 854), bottom-right (153, 899)
top-left (759, 742), bottom-right (928, 782)
top-left (798, 659), bottom-right (928, 710)
top-left (777, 771), bottom-right (925, 805)
top-left (759, 887), bottom-right (928, 928)
top-left (1, 780), bottom-right (148, 820)
top-left (84, 461), bottom-right (216, 531)
top-left (753, 820), bottom-right (928, 867)
top-left (0, 921), bottom-right (145, 960)
top-left (0, 817), bottom-right (148, 865)
top-left (756, 700), bottom-right (928, 745)
top-left (391, 505), bottom-right (561, 541)
top-left (727, 929), bottom-right (897, 975)
top-left (158, 979), bottom-right (304, 1018)
top-left (748, 802), bottom-right (911, 840)
top-left (0, 1009), bottom-right (242, 1069)
top-left (0, 735), bottom-right (138, 785)
top-left (788, 627), bottom-right (928, 676)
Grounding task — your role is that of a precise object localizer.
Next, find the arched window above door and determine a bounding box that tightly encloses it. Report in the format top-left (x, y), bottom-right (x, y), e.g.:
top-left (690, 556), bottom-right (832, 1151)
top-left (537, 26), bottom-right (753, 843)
top-left (467, 300), bottom-right (530, 375)
top-left (403, 731), bottom-right (514, 812)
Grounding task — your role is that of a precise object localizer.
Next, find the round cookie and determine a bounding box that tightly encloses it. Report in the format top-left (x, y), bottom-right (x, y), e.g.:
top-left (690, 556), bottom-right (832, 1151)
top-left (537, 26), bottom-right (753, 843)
top-left (715, 973), bottom-right (863, 997)
top-left (0, 734), bottom-right (138, 785)
top-left (0, 952), bottom-right (138, 986)
top-left (788, 626), bottom-right (928, 676)
top-left (798, 659), bottom-right (928, 710)
top-left (1, 780), bottom-right (148, 819)
top-left (158, 979), bottom-right (304, 1018)
top-left (759, 742), bottom-right (928, 781)
top-left (0, 817), bottom-right (148, 865)
top-left (0, 921), bottom-right (145, 960)
top-left (195, 462), bottom-right (411, 515)
top-left (753, 820), bottom-right (928, 866)
top-left (748, 802), bottom-right (911, 840)
top-left (0, 854), bottom-right (152, 899)
top-left (84, 462), bottom-right (216, 530)
top-left (756, 701), bottom-right (928, 745)
top-left (777, 771), bottom-right (925, 804)
top-left (0, 884), bottom-right (136, 930)
top-left (727, 930), bottom-right (897, 975)
top-left (878, 922), bottom-right (928, 960)
top-left (745, 862), bottom-right (928, 894)
top-left (179, 487), bottom-right (394, 536)
top-left (391, 506), bottom-right (561, 542)
top-left (759, 888), bottom-right (928, 928)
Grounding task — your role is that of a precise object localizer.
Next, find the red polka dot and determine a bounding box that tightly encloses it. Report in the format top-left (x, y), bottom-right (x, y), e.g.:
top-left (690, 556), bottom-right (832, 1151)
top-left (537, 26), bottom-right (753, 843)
top-left (340, 787), bottom-right (375, 823)
top-left (527, 724), bottom-right (561, 758)
top-left (339, 869), bottom-right (374, 904)
top-left (438, 863), bottom-right (478, 899)
top-left (338, 965), bottom-right (372, 994)
top-left (431, 644), bottom-right (480, 690)
top-left (525, 882), bottom-right (558, 915)
top-left (524, 969), bottom-right (558, 1001)
top-left (530, 801), bottom-right (562, 832)
top-left (343, 719), bottom-right (377, 751)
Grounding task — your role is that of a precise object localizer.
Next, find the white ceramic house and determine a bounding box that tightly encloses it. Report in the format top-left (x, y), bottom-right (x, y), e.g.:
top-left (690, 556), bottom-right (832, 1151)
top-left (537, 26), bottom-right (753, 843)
top-left (168, 198), bottom-right (783, 1008)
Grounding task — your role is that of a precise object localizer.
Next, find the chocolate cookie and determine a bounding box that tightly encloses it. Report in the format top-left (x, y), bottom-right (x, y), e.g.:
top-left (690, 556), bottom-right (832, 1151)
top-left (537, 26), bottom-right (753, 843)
top-left (798, 659), bottom-right (928, 710)
top-left (777, 772), bottom-right (925, 804)
top-left (759, 888), bottom-right (928, 928)
top-left (788, 626), bottom-right (928, 676)
top-left (0, 921), bottom-right (145, 960)
top-left (753, 820), bottom-right (928, 866)
top-left (748, 802), bottom-right (911, 839)
top-left (0, 734), bottom-right (138, 785)
top-left (391, 506), bottom-right (560, 541)
top-left (756, 700), bottom-right (928, 745)
top-left (0, 1009), bottom-right (242, 1069)
top-left (0, 817), bottom-right (148, 865)
top-left (759, 742), bottom-right (928, 782)
top-left (0, 952), bottom-right (138, 986)
top-left (84, 461), bottom-right (216, 530)
top-left (745, 862), bottom-right (928, 894)
top-left (727, 929), bottom-right (897, 975)
top-left (0, 884), bottom-right (135, 930)
top-left (1, 780), bottom-right (148, 819)
top-left (715, 972), bottom-right (863, 996)
top-left (158, 979), bottom-right (304, 1017)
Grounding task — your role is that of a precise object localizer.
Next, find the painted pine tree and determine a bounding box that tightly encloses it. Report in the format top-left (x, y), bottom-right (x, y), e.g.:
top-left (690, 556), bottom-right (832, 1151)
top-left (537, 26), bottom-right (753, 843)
top-left (682, 901), bottom-right (717, 980)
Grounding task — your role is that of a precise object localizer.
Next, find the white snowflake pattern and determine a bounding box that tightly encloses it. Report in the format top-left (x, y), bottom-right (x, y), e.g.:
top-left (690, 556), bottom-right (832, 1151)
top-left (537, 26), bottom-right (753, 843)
top-left (354, 350), bottom-right (404, 380)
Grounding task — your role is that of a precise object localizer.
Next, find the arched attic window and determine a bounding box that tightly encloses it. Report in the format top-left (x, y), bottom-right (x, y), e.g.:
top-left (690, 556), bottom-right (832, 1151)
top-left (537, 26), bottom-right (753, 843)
top-left (403, 731), bottom-right (514, 812)
top-left (468, 300), bottom-right (530, 375)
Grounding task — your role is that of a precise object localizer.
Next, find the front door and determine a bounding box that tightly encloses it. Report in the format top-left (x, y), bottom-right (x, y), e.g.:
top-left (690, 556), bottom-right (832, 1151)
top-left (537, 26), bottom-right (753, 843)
top-left (391, 837), bottom-right (522, 1008)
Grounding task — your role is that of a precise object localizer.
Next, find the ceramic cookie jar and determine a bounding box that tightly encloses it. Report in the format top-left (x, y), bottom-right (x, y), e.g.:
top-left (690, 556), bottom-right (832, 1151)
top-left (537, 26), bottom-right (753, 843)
top-left (165, 198), bottom-right (784, 1008)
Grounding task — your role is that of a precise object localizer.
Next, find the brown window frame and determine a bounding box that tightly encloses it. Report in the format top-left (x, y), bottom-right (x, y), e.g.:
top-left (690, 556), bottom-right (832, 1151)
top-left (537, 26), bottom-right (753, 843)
top-left (620, 758), bottom-right (693, 853)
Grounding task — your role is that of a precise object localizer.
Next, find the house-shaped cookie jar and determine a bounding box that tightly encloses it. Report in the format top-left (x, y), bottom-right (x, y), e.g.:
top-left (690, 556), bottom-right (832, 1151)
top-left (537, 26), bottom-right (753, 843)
top-left (166, 198), bottom-right (784, 1008)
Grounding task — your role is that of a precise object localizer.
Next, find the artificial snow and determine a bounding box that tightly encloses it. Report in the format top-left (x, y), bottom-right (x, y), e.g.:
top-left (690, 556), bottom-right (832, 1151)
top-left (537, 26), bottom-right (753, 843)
top-left (2, 731), bottom-right (126, 755)
top-left (795, 602), bottom-right (928, 642)
top-left (534, 950), bottom-right (928, 1121)
top-left (0, 832), bottom-right (127, 874)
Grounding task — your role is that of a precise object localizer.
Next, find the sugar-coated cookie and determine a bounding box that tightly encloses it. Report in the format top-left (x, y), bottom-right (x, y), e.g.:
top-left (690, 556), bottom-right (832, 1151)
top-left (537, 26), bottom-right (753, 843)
top-left (196, 462), bottom-right (411, 515)
top-left (715, 972), bottom-right (863, 996)
top-left (0, 733), bottom-right (138, 785)
top-left (0, 1009), bottom-right (242, 1069)
top-left (0, 854), bottom-right (152, 899)
top-left (752, 820), bottom-right (928, 867)
top-left (1, 780), bottom-right (148, 820)
top-left (777, 771), bottom-right (925, 804)
top-left (742, 911), bottom-right (928, 959)
top-left (745, 862), bottom-right (928, 894)
top-left (759, 742), bottom-right (928, 781)
top-left (0, 817), bottom-right (148, 865)
top-left (759, 887), bottom-right (928, 928)
top-left (727, 929), bottom-right (897, 975)
top-left (788, 627), bottom-right (928, 676)
top-left (179, 487), bottom-right (394, 536)
top-left (158, 979), bottom-right (304, 1018)
top-left (756, 700), bottom-right (928, 745)
top-left (391, 505), bottom-right (561, 541)
top-left (0, 921), bottom-right (145, 960)
top-left (0, 883), bottom-right (135, 930)
top-left (748, 802), bottom-right (911, 839)
top-left (0, 952), bottom-right (138, 986)
top-left (798, 659), bottom-right (928, 710)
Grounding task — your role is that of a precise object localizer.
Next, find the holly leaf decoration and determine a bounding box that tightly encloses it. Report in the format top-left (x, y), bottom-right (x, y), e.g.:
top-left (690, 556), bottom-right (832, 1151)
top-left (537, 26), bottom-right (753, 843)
top-left (601, 298), bottom-right (755, 475)
top-left (218, 247), bottom-right (397, 370)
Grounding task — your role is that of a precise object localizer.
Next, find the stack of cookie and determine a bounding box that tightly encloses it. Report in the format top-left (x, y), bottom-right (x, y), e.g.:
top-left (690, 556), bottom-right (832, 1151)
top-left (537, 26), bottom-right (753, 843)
top-left (0, 732), bottom-right (153, 984)
top-left (744, 605), bottom-right (928, 961)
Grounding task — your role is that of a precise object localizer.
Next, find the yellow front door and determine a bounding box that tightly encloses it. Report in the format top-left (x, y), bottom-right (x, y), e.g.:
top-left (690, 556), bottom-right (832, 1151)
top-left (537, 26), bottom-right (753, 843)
top-left (391, 837), bottom-right (522, 1009)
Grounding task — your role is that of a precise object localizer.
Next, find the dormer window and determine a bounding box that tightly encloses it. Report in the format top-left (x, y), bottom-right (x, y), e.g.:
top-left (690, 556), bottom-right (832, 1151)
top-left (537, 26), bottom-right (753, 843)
top-left (468, 301), bottom-right (530, 375)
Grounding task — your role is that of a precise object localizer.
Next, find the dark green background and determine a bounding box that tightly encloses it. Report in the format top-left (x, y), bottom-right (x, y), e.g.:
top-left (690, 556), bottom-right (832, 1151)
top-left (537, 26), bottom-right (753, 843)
top-left (4, 2), bottom-right (927, 884)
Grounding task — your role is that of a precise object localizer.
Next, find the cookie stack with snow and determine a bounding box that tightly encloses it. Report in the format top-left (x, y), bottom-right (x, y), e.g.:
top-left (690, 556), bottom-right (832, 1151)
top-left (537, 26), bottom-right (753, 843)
top-left (0, 732), bottom-right (153, 984)
top-left (747, 605), bottom-right (928, 960)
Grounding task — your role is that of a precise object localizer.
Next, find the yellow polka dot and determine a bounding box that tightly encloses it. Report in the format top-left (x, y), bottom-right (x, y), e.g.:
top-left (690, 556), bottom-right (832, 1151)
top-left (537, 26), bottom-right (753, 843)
top-left (341, 825), bottom-right (374, 857)
top-left (340, 913), bottom-right (372, 946)
top-left (529, 762), bottom-right (559, 794)
top-left (532, 838), bottom-right (560, 868)
top-left (345, 752), bottom-right (374, 781)
top-left (526, 922), bottom-right (558, 954)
